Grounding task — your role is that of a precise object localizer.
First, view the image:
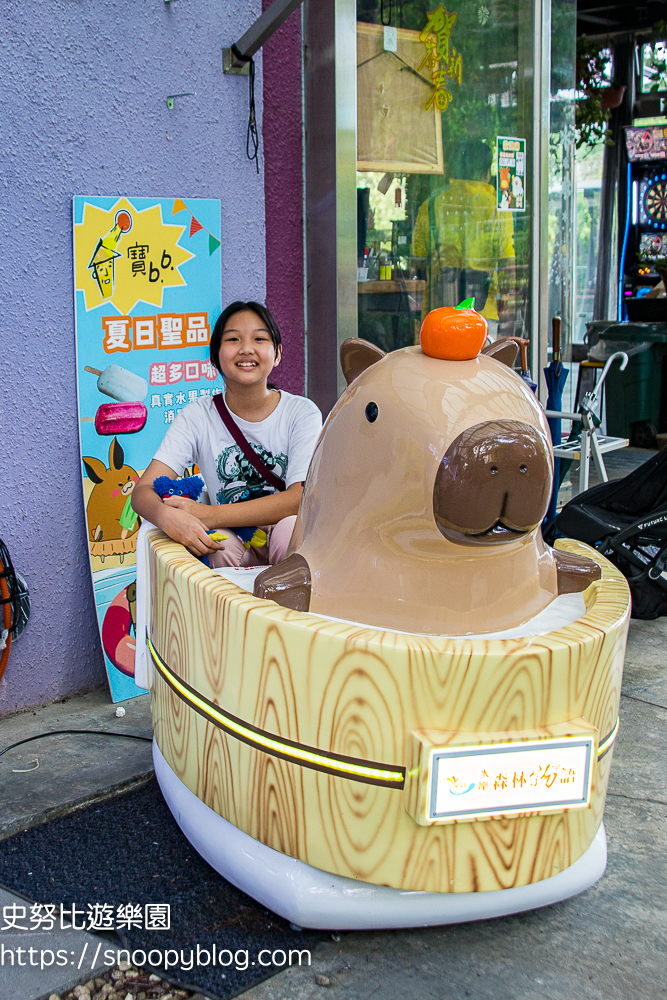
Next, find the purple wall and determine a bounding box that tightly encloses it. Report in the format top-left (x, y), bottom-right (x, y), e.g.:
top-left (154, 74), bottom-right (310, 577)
top-left (0, 0), bottom-right (268, 716)
top-left (262, 1), bottom-right (305, 396)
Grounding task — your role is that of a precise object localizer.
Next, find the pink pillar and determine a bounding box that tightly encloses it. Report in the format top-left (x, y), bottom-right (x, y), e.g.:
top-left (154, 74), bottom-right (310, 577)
top-left (262, 1), bottom-right (305, 396)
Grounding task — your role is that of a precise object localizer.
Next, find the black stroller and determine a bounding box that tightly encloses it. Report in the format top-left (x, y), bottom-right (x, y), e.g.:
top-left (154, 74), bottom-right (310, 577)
top-left (545, 448), bottom-right (667, 619)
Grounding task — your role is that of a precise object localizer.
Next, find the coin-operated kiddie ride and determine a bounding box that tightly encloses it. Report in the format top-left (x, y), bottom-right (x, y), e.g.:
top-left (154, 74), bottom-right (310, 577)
top-left (138, 305), bottom-right (630, 929)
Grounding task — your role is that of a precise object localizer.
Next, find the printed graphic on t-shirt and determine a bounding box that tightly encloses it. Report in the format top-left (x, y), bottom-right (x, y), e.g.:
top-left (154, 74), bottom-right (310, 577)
top-left (216, 443), bottom-right (288, 504)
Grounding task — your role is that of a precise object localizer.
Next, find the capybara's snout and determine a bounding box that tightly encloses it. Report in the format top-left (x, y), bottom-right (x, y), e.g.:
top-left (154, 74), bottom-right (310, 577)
top-left (433, 420), bottom-right (551, 543)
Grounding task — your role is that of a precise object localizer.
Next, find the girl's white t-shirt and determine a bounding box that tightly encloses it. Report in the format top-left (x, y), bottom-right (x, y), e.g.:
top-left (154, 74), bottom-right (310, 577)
top-left (153, 390), bottom-right (323, 506)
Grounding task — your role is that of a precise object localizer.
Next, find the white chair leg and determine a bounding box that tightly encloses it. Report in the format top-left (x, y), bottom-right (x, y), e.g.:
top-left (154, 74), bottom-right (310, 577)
top-left (579, 431), bottom-right (591, 494)
top-left (590, 432), bottom-right (608, 483)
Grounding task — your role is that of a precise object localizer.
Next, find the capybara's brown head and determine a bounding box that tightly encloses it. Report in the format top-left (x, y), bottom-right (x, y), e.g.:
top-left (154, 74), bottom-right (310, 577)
top-left (433, 419), bottom-right (551, 544)
top-left (289, 338), bottom-right (559, 636)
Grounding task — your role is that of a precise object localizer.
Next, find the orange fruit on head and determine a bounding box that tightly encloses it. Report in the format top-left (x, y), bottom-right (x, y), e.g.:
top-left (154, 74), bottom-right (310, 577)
top-left (419, 306), bottom-right (488, 361)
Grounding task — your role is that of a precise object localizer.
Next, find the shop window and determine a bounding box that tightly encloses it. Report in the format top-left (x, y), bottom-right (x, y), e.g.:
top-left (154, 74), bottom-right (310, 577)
top-left (356, 0), bottom-right (532, 353)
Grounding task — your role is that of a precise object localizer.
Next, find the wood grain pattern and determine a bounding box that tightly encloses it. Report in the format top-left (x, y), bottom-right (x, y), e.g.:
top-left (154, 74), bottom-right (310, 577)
top-left (149, 534), bottom-right (630, 894)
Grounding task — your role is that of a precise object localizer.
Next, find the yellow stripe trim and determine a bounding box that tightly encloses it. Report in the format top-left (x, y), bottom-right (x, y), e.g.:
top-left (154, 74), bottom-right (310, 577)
top-left (148, 637), bottom-right (404, 785)
top-left (597, 716), bottom-right (619, 758)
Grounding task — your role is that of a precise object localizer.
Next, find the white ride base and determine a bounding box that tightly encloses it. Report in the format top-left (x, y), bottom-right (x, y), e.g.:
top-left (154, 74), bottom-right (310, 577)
top-left (154, 741), bottom-right (607, 930)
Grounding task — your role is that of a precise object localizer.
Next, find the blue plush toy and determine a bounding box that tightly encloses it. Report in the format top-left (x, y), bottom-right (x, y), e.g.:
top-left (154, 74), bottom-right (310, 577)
top-left (153, 475), bottom-right (205, 502)
top-left (152, 475), bottom-right (267, 560)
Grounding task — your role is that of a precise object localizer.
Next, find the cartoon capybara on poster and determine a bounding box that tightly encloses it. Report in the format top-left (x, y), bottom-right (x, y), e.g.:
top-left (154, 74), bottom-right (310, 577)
top-left (83, 437), bottom-right (140, 545)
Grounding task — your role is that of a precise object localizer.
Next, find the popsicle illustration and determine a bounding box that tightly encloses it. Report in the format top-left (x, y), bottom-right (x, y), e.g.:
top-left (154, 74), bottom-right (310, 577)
top-left (95, 401), bottom-right (148, 436)
top-left (85, 364), bottom-right (148, 402)
top-left (119, 495), bottom-right (139, 536)
top-left (87, 209), bottom-right (133, 300)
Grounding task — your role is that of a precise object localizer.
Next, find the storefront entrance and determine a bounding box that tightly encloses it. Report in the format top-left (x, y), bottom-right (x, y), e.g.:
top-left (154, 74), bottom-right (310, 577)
top-left (305, 0), bottom-right (576, 414)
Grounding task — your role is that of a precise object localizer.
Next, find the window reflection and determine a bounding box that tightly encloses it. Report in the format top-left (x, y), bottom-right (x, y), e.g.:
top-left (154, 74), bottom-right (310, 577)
top-left (356, 0), bottom-right (529, 354)
top-left (411, 141), bottom-right (515, 339)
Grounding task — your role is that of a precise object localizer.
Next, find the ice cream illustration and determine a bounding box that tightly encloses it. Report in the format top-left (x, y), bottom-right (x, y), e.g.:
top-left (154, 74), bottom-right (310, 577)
top-left (95, 401), bottom-right (148, 436)
top-left (87, 209), bottom-right (133, 299)
top-left (85, 364), bottom-right (148, 402)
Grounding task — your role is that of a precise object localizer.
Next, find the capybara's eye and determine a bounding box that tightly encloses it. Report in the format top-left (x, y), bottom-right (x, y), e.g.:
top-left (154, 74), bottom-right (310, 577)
top-left (365, 402), bottom-right (379, 423)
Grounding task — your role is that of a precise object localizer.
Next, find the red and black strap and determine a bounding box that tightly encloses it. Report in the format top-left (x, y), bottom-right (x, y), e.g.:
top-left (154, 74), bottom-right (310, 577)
top-left (213, 393), bottom-right (286, 493)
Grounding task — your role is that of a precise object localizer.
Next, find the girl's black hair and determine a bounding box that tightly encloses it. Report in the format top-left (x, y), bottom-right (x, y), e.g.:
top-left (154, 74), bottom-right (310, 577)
top-left (210, 301), bottom-right (282, 375)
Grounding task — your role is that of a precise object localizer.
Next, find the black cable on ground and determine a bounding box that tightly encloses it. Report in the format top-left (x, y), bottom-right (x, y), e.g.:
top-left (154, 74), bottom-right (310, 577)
top-left (0, 730), bottom-right (153, 760)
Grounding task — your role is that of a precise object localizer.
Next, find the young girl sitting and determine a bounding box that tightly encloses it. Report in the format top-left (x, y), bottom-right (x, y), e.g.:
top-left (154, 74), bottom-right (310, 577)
top-left (132, 301), bottom-right (323, 567)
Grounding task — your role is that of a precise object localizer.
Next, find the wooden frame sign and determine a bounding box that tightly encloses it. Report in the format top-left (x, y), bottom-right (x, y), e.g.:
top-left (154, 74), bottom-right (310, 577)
top-left (357, 22), bottom-right (444, 175)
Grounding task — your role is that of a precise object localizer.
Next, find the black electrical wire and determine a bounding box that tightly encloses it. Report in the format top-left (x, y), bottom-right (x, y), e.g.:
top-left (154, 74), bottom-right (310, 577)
top-left (231, 43), bottom-right (259, 173)
top-left (245, 56), bottom-right (260, 173)
top-left (0, 730), bottom-right (153, 761)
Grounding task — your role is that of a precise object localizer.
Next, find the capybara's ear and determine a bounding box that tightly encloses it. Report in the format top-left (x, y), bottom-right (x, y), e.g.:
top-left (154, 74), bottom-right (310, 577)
top-left (481, 338), bottom-right (519, 368)
top-left (82, 456), bottom-right (106, 485)
top-left (109, 437), bottom-right (125, 470)
top-left (340, 338), bottom-right (386, 385)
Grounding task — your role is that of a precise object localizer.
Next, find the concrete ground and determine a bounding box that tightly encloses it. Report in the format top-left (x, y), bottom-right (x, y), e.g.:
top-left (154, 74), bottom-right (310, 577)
top-left (0, 592), bottom-right (664, 999)
top-left (0, 690), bottom-right (153, 841)
top-left (0, 885), bottom-right (110, 1000)
top-left (586, 445), bottom-right (656, 481)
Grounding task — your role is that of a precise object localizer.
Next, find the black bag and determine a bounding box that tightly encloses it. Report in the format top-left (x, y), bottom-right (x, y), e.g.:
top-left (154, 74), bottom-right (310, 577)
top-left (545, 448), bottom-right (667, 620)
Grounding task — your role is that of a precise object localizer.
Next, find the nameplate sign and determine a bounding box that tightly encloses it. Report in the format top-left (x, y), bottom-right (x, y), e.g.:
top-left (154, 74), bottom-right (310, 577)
top-left (405, 721), bottom-right (597, 826)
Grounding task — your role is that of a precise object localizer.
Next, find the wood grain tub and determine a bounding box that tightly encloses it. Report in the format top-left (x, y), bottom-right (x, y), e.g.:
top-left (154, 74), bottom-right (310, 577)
top-left (148, 532), bottom-right (630, 896)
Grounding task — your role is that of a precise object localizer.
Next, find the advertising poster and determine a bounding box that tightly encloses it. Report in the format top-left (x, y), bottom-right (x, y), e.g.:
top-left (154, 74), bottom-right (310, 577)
top-left (625, 124), bottom-right (667, 162)
top-left (73, 196), bottom-right (222, 701)
top-left (496, 136), bottom-right (526, 212)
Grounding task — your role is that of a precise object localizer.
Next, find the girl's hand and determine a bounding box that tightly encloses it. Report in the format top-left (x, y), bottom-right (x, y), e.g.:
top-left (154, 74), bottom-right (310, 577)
top-left (161, 506), bottom-right (223, 557)
top-left (162, 495), bottom-right (204, 517)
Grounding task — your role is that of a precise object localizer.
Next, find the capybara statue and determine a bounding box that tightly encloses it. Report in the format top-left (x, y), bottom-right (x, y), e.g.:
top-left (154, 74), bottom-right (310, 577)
top-left (255, 322), bottom-right (599, 635)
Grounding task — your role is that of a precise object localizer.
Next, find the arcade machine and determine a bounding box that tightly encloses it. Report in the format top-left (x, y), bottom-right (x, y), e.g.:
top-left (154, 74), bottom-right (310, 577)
top-left (620, 123), bottom-right (667, 319)
top-left (604, 40), bottom-right (667, 445)
top-left (606, 119), bottom-right (667, 444)
top-left (620, 32), bottom-right (667, 321)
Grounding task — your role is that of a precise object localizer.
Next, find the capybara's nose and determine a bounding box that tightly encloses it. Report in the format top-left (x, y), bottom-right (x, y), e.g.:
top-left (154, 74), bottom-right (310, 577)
top-left (433, 420), bottom-right (551, 543)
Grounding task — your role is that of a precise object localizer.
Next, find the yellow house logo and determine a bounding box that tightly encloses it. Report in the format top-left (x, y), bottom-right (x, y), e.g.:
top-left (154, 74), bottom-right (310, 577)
top-left (75, 198), bottom-right (194, 314)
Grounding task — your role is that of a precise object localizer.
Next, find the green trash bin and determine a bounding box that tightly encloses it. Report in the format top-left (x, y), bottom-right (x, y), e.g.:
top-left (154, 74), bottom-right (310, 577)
top-left (587, 322), bottom-right (667, 441)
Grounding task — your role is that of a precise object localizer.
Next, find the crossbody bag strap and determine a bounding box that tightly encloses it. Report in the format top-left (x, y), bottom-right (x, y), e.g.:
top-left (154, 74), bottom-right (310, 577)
top-left (213, 393), bottom-right (286, 493)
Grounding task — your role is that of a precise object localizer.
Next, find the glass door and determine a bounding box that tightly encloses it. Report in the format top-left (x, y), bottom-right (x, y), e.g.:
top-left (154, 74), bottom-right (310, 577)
top-left (353, 0), bottom-right (561, 372)
top-left (304, 0), bottom-right (575, 410)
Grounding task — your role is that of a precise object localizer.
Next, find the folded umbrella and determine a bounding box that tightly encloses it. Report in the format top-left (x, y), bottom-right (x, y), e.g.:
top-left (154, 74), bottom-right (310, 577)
top-left (544, 316), bottom-right (569, 523)
top-left (513, 337), bottom-right (537, 393)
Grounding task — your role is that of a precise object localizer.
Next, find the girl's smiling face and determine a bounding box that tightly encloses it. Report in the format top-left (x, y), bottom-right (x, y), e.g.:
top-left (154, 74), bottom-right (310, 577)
top-left (218, 309), bottom-right (281, 388)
